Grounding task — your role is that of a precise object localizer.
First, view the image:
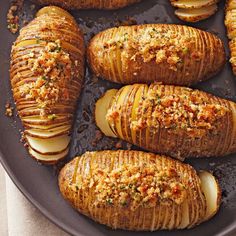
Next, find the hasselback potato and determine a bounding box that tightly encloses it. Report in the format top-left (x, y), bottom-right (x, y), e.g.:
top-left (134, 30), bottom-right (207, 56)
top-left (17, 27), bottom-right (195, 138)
top-left (59, 150), bottom-right (221, 231)
top-left (10, 6), bottom-right (85, 163)
top-left (170, 0), bottom-right (219, 22)
top-left (88, 24), bottom-right (225, 86)
top-left (225, 0), bottom-right (236, 75)
top-left (33, 0), bottom-right (141, 9)
top-left (95, 83), bottom-right (236, 160)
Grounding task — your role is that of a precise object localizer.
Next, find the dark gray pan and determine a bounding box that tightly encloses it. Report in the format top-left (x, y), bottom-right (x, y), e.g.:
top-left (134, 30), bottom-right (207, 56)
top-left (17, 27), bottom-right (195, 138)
top-left (0, 0), bottom-right (236, 235)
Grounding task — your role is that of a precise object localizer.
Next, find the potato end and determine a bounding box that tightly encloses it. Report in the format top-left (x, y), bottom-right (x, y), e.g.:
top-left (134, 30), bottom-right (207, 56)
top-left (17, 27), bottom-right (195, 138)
top-left (95, 89), bottom-right (118, 138)
top-left (199, 171), bottom-right (221, 221)
top-left (36, 6), bottom-right (75, 22)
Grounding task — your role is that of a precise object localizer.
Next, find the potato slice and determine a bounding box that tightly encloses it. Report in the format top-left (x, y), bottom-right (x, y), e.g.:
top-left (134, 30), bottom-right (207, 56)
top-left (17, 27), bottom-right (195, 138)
top-left (170, 0), bottom-right (218, 9)
top-left (29, 147), bottom-right (69, 163)
top-left (36, 6), bottom-right (75, 23)
top-left (114, 85), bottom-right (132, 139)
top-left (25, 125), bottom-right (70, 139)
top-left (175, 5), bottom-right (218, 22)
top-left (95, 89), bottom-right (118, 137)
top-left (24, 121), bottom-right (70, 130)
top-left (179, 201), bottom-right (190, 229)
top-left (26, 135), bottom-right (70, 154)
top-left (199, 171), bottom-right (221, 221)
top-left (22, 115), bottom-right (72, 125)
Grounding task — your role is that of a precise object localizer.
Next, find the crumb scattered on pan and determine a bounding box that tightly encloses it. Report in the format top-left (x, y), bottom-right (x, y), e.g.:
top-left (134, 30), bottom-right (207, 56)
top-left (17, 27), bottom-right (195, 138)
top-left (5, 102), bottom-right (14, 117)
top-left (92, 130), bottom-right (103, 146)
top-left (115, 140), bottom-right (122, 149)
top-left (126, 143), bottom-right (132, 150)
top-left (20, 131), bottom-right (26, 144)
top-left (7, 0), bottom-right (23, 34)
top-left (115, 16), bottom-right (137, 27)
top-left (30, 4), bottom-right (35, 10)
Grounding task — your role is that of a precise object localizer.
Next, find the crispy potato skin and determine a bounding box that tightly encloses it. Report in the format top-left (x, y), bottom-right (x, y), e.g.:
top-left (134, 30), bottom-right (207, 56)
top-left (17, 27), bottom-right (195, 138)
top-left (225, 0), bottom-right (236, 75)
top-left (87, 24), bottom-right (225, 86)
top-left (10, 6), bottom-right (85, 163)
top-left (59, 150), bottom-right (216, 230)
top-left (33, 0), bottom-right (141, 9)
top-left (102, 84), bottom-right (236, 160)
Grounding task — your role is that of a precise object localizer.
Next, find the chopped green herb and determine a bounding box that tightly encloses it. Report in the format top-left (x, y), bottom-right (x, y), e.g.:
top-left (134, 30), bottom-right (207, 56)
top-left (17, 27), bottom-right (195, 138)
top-left (182, 47), bottom-right (189, 54)
top-left (106, 198), bottom-right (113, 205)
top-left (51, 45), bottom-right (62, 52)
top-left (121, 201), bottom-right (128, 206)
top-left (36, 38), bottom-right (42, 44)
top-left (48, 114), bottom-right (57, 120)
top-left (41, 76), bottom-right (48, 81)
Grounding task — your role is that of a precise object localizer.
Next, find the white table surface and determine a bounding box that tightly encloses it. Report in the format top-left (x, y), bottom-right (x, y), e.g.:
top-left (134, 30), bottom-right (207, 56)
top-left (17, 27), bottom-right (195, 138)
top-left (0, 164), bottom-right (69, 236)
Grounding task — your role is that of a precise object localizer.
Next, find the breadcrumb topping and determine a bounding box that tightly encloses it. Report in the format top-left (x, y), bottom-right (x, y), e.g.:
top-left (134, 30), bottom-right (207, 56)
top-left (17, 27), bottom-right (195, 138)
top-left (106, 86), bottom-right (228, 138)
top-left (225, 0), bottom-right (236, 73)
top-left (103, 26), bottom-right (199, 71)
top-left (73, 164), bottom-right (187, 210)
top-left (19, 40), bottom-right (72, 116)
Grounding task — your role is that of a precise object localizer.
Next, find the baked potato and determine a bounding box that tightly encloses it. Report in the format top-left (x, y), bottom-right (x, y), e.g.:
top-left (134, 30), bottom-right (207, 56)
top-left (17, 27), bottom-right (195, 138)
top-left (32, 0), bottom-right (141, 10)
top-left (170, 0), bottom-right (219, 22)
top-left (88, 24), bottom-right (225, 86)
top-left (10, 6), bottom-right (85, 164)
top-left (59, 150), bottom-right (221, 230)
top-left (225, 0), bottom-right (236, 75)
top-left (95, 83), bottom-right (236, 160)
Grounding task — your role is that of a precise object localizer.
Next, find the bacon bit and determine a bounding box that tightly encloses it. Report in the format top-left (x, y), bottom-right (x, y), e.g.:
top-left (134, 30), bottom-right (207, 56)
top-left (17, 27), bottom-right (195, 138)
top-left (74, 164), bottom-right (187, 210)
top-left (5, 102), bottom-right (14, 117)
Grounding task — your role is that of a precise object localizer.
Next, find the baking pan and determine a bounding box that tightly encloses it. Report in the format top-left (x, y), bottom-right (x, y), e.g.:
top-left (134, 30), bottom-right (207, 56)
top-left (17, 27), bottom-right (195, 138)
top-left (0, 0), bottom-right (236, 235)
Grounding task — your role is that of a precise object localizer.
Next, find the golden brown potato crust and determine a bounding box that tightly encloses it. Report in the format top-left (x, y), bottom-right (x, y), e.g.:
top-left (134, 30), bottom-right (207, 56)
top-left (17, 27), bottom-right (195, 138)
top-left (10, 6), bottom-right (85, 163)
top-left (88, 24), bottom-right (225, 86)
top-left (225, 0), bottom-right (236, 75)
top-left (59, 150), bottom-right (212, 230)
top-left (103, 84), bottom-right (236, 160)
top-left (33, 0), bottom-right (141, 9)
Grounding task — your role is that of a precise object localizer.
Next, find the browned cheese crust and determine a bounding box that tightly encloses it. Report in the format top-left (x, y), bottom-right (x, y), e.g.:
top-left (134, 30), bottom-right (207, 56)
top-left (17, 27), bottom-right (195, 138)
top-left (225, 0), bottom-right (236, 75)
top-left (33, 0), bottom-right (141, 9)
top-left (10, 6), bottom-right (85, 163)
top-left (88, 24), bottom-right (226, 86)
top-left (104, 84), bottom-right (236, 160)
top-left (59, 150), bottom-right (218, 231)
